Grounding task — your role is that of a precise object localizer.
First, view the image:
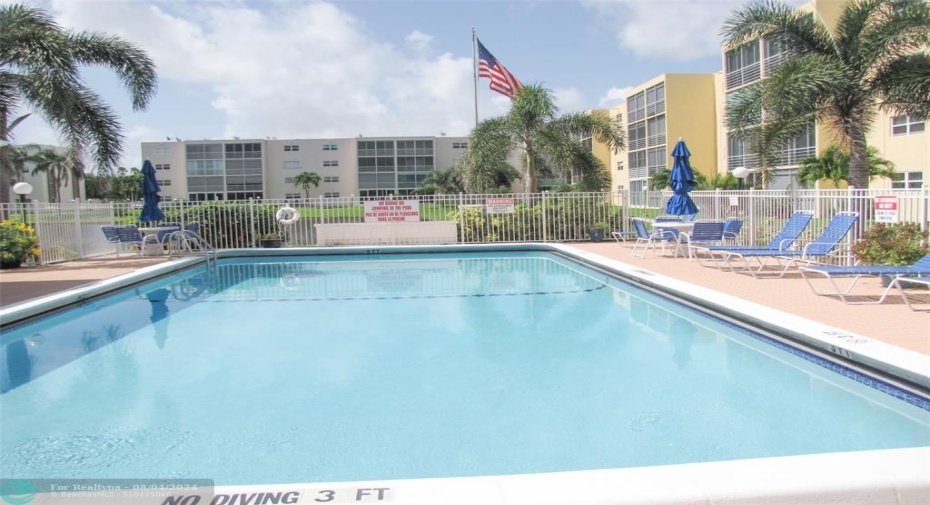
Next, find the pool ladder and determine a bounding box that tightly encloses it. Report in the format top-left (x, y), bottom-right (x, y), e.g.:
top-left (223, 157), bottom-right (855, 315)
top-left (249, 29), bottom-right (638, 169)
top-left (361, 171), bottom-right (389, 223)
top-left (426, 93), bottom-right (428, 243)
top-left (166, 230), bottom-right (218, 269)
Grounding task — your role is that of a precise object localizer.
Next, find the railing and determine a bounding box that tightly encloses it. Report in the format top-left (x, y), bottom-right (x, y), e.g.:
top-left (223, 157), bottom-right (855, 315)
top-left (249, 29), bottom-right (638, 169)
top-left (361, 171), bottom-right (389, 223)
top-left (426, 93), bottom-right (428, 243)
top-left (726, 62), bottom-right (761, 89)
top-left (1, 188), bottom-right (926, 264)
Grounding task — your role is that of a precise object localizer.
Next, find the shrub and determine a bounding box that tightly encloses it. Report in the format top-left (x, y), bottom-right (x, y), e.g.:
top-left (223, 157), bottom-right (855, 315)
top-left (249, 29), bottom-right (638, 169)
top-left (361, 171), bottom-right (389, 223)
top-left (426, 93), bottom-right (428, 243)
top-left (162, 202), bottom-right (278, 248)
top-left (852, 223), bottom-right (929, 266)
top-left (0, 218), bottom-right (40, 268)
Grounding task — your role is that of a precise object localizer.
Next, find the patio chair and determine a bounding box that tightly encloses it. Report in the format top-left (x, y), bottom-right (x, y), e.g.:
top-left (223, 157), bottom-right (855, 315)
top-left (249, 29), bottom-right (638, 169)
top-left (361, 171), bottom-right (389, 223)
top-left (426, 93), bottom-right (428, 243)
top-left (114, 226), bottom-right (156, 256)
top-left (690, 211), bottom-right (814, 269)
top-left (610, 229), bottom-right (638, 243)
top-left (655, 216), bottom-right (684, 223)
top-left (889, 276), bottom-right (930, 311)
top-left (679, 221), bottom-right (725, 260)
top-left (101, 226), bottom-right (122, 257)
top-left (630, 218), bottom-right (678, 258)
top-left (718, 212), bottom-right (859, 278)
top-left (799, 252), bottom-right (930, 304)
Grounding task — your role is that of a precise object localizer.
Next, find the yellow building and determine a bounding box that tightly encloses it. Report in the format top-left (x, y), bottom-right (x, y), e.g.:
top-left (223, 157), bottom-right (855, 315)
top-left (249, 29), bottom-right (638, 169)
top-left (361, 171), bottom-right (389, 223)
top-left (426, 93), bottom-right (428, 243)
top-left (607, 74), bottom-right (718, 200)
top-left (717, 0), bottom-right (928, 189)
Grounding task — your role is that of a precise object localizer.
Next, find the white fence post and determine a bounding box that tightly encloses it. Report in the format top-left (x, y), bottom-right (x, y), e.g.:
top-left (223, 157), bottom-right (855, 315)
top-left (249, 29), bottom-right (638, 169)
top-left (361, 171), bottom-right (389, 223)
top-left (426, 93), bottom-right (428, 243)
top-left (748, 188), bottom-right (756, 245)
top-left (73, 203), bottom-right (84, 258)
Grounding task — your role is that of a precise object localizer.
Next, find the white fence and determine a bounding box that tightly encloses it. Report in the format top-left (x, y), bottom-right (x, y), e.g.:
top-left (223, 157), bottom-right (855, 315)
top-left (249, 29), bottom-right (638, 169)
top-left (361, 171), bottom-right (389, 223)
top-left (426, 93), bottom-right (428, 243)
top-left (1, 188), bottom-right (927, 265)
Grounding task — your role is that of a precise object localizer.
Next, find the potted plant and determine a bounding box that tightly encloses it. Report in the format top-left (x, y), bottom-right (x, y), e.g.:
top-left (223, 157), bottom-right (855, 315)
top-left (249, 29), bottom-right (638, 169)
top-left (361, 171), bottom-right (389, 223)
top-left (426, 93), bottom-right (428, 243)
top-left (258, 233), bottom-right (283, 248)
top-left (852, 223), bottom-right (929, 284)
top-left (0, 218), bottom-right (40, 269)
top-left (588, 222), bottom-right (610, 242)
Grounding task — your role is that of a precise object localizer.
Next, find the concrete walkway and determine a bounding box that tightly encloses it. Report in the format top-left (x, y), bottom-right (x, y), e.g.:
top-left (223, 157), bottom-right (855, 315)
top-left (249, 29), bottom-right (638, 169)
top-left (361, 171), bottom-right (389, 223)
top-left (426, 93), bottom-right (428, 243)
top-left (0, 256), bottom-right (176, 307)
top-left (569, 242), bottom-right (929, 356)
top-left (1, 247), bottom-right (927, 356)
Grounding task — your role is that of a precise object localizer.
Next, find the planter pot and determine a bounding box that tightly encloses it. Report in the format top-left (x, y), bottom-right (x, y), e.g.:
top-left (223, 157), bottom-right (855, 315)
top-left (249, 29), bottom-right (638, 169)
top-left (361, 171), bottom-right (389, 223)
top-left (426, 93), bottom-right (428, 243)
top-left (0, 259), bottom-right (23, 269)
top-left (260, 239), bottom-right (283, 248)
top-left (588, 229), bottom-right (606, 242)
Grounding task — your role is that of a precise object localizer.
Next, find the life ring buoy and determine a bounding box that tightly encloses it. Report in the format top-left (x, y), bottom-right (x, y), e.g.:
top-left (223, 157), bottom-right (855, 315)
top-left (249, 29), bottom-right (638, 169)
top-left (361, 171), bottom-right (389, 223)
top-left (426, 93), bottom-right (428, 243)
top-left (276, 206), bottom-right (300, 225)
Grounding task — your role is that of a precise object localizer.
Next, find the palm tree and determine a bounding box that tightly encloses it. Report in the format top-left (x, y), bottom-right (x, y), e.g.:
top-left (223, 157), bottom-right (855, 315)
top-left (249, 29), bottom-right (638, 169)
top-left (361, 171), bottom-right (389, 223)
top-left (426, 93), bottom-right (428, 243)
top-left (721, 0), bottom-right (930, 189)
top-left (796, 144), bottom-right (895, 188)
top-left (294, 171), bottom-right (322, 198)
top-left (649, 167), bottom-right (710, 190)
top-left (28, 148), bottom-right (74, 203)
top-left (463, 84), bottom-right (624, 193)
top-left (412, 168), bottom-right (465, 195)
top-left (0, 3), bottom-right (158, 203)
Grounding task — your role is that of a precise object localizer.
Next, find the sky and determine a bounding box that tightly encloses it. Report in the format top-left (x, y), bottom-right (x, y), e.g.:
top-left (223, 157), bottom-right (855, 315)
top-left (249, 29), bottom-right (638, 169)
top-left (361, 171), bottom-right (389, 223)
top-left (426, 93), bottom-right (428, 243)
top-left (8, 0), bottom-right (787, 169)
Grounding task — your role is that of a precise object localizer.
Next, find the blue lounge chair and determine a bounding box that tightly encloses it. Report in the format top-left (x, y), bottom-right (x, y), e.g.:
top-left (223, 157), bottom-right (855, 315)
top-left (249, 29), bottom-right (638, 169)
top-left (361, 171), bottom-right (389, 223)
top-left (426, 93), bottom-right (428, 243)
top-left (718, 212), bottom-right (859, 278)
top-left (691, 211), bottom-right (814, 268)
top-left (889, 276), bottom-right (930, 311)
top-left (800, 252), bottom-right (930, 304)
top-left (630, 218), bottom-right (678, 258)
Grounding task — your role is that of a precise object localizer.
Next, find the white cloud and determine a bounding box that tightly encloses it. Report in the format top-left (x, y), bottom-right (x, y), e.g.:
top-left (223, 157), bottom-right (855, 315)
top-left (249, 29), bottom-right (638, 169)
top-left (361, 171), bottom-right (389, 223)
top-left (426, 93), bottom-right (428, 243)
top-left (583, 0), bottom-right (745, 60)
top-left (551, 88), bottom-right (588, 113)
top-left (598, 86), bottom-right (635, 107)
top-left (42, 0), bottom-right (483, 162)
top-left (404, 30), bottom-right (434, 52)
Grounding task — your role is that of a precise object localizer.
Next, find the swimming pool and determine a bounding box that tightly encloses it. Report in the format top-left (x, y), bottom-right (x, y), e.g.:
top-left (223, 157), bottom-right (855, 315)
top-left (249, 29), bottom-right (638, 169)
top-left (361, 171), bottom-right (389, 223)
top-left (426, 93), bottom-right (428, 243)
top-left (1, 245), bottom-right (928, 502)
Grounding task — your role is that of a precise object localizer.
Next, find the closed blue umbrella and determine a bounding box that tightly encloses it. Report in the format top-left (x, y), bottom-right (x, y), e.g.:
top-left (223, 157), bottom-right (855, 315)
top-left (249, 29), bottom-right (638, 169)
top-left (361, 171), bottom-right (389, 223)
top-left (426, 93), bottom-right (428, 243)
top-left (139, 159), bottom-right (165, 223)
top-left (665, 138), bottom-right (699, 216)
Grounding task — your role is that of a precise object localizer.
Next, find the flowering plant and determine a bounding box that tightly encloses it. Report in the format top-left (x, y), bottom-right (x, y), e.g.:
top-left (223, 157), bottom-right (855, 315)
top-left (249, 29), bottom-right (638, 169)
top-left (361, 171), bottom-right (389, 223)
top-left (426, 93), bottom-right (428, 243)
top-left (0, 218), bottom-right (40, 268)
top-left (852, 223), bottom-right (928, 266)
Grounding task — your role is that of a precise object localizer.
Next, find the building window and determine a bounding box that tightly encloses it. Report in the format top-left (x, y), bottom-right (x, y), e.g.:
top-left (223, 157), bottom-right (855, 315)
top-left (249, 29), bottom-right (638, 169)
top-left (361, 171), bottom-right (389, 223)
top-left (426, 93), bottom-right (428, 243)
top-left (725, 41), bottom-right (761, 89)
top-left (627, 92), bottom-right (646, 122)
top-left (323, 176), bottom-right (340, 183)
top-left (324, 192), bottom-right (340, 198)
top-left (283, 145), bottom-right (299, 152)
top-left (892, 115), bottom-right (925, 136)
top-left (154, 147), bottom-right (170, 155)
top-left (155, 164), bottom-right (170, 170)
top-left (283, 161), bottom-right (301, 169)
top-left (891, 172), bottom-right (923, 189)
top-left (323, 143), bottom-right (339, 151)
top-left (452, 142), bottom-right (468, 149)
top-left (157, 179), bottom-right (171, 186)
top-left (285, 177), bottom-right (295, 184)
top-left (285, 193), bottom-right (302, 199)
top-left (323, 160), bottom-right (339, 167)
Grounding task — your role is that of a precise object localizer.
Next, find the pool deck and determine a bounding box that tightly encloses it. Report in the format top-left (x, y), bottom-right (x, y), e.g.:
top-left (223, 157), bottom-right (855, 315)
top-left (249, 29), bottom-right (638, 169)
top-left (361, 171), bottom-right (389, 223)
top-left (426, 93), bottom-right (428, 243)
top-left (0, 246), bottom-right (927, 356)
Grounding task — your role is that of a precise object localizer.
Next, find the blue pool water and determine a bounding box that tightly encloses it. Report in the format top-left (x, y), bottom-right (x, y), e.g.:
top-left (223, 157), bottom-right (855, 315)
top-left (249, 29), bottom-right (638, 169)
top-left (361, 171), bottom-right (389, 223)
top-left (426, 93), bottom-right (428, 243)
top-left (1, 251), bottom-right (928, 485)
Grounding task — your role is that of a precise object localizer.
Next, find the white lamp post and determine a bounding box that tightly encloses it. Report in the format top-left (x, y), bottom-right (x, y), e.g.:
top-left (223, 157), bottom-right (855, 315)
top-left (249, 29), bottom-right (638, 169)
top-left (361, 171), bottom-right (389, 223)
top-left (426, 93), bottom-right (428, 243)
top-left (732, 166), bottom-right (749, 190)
top-left (12, 181), bottom-right (33, 222)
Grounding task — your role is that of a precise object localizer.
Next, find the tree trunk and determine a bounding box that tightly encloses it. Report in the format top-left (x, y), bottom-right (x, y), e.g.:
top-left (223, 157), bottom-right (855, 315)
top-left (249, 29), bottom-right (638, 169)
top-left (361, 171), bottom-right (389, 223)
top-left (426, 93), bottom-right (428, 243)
top-left (524, 141), bottom-right (537, 193)
top-left (847, 130), bottom-right (870, 189)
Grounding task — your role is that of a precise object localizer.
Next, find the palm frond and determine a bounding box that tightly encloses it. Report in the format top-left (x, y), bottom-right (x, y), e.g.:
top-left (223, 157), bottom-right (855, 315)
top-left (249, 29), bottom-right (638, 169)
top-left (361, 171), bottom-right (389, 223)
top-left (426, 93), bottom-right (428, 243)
top-left (759, 53), bottom-right (848, 120)
top-left (855, 0), bottom-right (930, 72)
top-left (508, 84), bottom-right (558, 134)
top-left (721, 0), bottom-right (833, 56)
top-left (68, 32), bottom-right (158, 111)
top-left (549, 112), bottom-right (625, 151)
top-left (872, 53), bottom-right (930, 120)
top-left (724, 83), bottom-right (764, 136)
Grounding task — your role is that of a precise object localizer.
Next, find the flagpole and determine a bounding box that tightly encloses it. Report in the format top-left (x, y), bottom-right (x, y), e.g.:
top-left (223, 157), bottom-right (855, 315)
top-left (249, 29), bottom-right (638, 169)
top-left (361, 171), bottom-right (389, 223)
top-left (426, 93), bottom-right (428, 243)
top-left (472, 27), bottom-right (479, 128)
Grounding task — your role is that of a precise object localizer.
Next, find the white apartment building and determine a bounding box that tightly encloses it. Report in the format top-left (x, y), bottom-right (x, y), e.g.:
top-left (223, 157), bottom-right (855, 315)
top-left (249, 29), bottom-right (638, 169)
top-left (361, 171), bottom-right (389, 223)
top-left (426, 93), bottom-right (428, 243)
top-left (140, 136), bottom-right (471, 201)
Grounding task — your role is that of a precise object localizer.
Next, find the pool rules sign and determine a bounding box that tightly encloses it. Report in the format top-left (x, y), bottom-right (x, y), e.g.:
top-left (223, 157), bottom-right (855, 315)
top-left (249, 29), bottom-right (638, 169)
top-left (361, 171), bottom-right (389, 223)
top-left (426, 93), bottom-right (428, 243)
top-left (874, 196), bottom-right (899, 223)
top-left (364, 200), bottom-right (420, 223)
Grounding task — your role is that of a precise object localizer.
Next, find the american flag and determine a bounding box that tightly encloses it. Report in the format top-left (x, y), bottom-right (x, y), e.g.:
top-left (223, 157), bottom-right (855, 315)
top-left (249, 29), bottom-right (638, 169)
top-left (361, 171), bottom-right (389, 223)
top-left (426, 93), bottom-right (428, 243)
top-left (477, 38), bottom-right (521, 99)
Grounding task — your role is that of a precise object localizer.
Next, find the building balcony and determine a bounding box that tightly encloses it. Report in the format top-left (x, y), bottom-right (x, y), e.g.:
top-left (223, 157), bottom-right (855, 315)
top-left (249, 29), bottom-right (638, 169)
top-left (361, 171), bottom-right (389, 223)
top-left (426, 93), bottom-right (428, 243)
top-left (726, 62), bottom-right (761, 90)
